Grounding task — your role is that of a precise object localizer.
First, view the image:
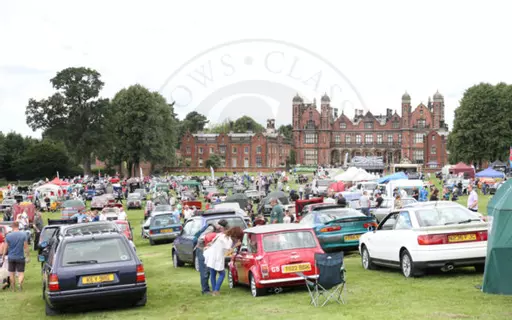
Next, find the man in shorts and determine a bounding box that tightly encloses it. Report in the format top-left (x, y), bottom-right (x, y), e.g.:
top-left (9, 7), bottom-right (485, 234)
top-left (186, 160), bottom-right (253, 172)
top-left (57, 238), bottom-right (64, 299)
top-left (2, 221), bottom-right (29, 291)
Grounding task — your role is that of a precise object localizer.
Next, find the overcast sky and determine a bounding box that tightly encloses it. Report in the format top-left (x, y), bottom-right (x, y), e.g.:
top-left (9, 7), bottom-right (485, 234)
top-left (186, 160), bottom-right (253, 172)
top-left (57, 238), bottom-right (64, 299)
top-left (1, 0), bottom-right (512, 137)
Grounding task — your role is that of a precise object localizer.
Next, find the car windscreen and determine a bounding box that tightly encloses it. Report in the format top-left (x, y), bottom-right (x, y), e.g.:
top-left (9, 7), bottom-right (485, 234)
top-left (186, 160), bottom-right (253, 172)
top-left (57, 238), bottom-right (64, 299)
top-left (415, 207), bottom-right (481, 227)
top-left (63, 200), bottom-right (84, 208)
top-left (127, 195), bottom-right (140, 200)
top-left (41, 227), bottom-right (59, 243)
top-left (315, 209), bottom-right (365, 224)
top-left (262, 231), bottom-right (317, 252)
top-left (402, 198), bottom-right (416, 206)
top-left (205, 217), bottom-right (247, 229)
top-left (151, 214), bottom-right (179, 227)
top-left (155, 205), bottom-right (172, 211)
top-left (64, 224), bottom-right (119, 236)
top-left (61, 238), bottom-right (132, 266)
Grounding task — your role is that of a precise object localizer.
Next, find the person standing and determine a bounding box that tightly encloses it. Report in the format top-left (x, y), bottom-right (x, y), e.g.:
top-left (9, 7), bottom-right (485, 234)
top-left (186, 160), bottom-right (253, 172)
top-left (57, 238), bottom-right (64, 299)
top-left (359, 191), bottom-right (371, 217)
top-left (467, 184), bottom-right (479, 212)
top-left (203, 227), bottom-right (244, 296)
top-left (269, 199), bottom-right (284, 224)
top-left (2, 221), bottom-right (29, 291)
top-left (33, 211), bottom-right (44, 251)
top-left (195, 220), bottom-right (229, 295)
top-left (298, 185), bottom-right (304, 200)
top-left (374, 192), bottom-right (384, 208)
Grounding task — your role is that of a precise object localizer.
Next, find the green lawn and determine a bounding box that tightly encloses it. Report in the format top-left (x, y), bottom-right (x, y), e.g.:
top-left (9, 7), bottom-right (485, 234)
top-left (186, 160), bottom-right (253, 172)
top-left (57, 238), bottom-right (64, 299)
top-left (1, 204), bottom-right (512, 319)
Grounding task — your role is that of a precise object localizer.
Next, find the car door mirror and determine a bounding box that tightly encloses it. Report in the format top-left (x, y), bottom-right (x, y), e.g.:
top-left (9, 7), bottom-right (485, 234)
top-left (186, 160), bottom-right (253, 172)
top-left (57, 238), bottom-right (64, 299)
top-left (39, 241), bottom-right (48, 249)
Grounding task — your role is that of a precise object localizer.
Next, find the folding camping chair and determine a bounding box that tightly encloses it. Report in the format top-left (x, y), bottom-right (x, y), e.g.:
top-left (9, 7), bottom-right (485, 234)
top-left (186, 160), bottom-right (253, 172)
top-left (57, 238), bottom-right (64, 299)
top-left (296, 252), bottom-right (346, 307)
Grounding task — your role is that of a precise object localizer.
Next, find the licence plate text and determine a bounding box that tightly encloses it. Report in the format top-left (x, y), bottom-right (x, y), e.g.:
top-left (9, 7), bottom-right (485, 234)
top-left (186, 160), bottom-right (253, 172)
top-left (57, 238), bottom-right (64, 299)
top-left (448, 234), bottom-right (477, 243)
top-left (282, 263), bottom-right (312, 273)
top-left (344, 234), bottom-right (361, 241)
top-left (160, 229), bottom-right (173, 233)
top-left (81, 274), bottom-right (115, 284)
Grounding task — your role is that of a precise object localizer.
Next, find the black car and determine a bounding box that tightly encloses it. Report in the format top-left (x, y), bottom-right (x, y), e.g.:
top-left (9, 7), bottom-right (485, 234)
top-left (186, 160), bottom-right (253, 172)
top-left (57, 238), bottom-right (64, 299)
top-left (41, 232), bottom-right (146, 316)
top-left (172, 209), bottom-right (248, 271)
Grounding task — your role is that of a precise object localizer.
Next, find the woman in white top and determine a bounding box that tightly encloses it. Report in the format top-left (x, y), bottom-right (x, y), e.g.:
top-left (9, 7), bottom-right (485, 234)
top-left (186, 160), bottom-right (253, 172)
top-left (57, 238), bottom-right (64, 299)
top-left (203, 227), bottom-right (244, 296)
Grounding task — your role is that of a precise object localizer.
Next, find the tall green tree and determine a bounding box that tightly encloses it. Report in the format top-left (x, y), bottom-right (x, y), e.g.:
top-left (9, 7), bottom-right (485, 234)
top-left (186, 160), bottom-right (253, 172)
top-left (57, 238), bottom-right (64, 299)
top-left (107, 85), bottom-right (177, 177)
top-left (205, 154), bottom-right (223, 169)
top-left (25, 67), bottom-right (109, 175)
top-left (176, 111), bottom-right (209, 148)
top-left (447, 82), bottom-right (512, 166)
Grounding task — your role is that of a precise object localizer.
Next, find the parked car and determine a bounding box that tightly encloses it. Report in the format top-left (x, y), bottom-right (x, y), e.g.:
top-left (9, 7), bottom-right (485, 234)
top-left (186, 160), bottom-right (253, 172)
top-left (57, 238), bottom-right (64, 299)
top-left (115, 220), bottom-right (134, 242)
top-left (202, 186), bottom-right (218, 197)
top-left (0, 198), bottom-right (17, 214)
top-left (90, 196), bottom-right (109, 210)
top-left (172, 209), bottom-right (248, 271)
top-left (127, 193), bottom-right (143, 210)
top-left (244, 189), bottom-right (265, 203)
top-left (299, 204), bottom-right (377, 251)
top-left (314, 179), bottom-right (335, 197)
top-left (148, 213), bottom-right (182, 245)
top-left (359, 202), bottom-right (488, 278)
top-left (134, 188), bottom-right (146, 199)
top-left (61, 200), bottom-right (86, 220)
top-left (370, 197), bottom-right (417, 222)
top-left (41, 232), bottom-right (146, 315)
top-left (228, 224), bottom-right (323, 297)
top-left (102, 207), bottom-right (121, 221)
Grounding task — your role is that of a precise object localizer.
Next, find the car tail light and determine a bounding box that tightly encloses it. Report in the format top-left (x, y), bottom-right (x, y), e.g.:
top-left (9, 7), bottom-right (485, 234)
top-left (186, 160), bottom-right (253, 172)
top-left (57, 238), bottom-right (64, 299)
top-left (476, 231), bottom-right (488, 241)
top-left (136, 264), bottom-right (146, 283)
top-left (363, 222), bottom-right (378, 228)
top-left (260, 264), bottom-right (269, 278)
top-left (320, 226), bottom-right (341, 233)
top-left (149, 230), bottom-right (154, 235)
top-left (417, 234), bottom-right (447, 245)
top-left (48, 274), bottom-right (60, 292)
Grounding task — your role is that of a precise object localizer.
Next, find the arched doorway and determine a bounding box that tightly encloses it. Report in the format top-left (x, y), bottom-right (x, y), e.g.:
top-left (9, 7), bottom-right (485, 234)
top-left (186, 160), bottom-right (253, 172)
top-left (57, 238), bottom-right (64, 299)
top-left (331, 149), bottom-right (340, 166)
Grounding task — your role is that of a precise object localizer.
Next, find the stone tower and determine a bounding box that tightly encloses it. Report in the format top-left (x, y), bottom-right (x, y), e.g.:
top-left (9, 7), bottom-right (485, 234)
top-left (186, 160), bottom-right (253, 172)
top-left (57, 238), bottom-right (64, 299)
top-left (432, 90), bottom-right (444, 129)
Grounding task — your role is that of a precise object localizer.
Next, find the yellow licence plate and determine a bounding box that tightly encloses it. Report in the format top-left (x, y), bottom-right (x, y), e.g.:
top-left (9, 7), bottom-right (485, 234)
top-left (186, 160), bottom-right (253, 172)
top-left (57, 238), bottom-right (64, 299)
top-left (344, 234), bottom-right (361, 241)
top-left (160, 229), bottom-right (173, 233)
top-left (282, 263), bottom-right (312, 273)
top-left (81, 274), bottom-right (115, 285)
top-left (448, 234), bottom-right (477, 243)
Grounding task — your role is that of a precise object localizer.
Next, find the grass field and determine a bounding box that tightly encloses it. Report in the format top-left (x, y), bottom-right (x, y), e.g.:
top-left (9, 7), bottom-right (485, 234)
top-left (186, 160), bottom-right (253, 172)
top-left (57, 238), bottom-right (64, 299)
top-left (1, 177), bottom-right (511, 319)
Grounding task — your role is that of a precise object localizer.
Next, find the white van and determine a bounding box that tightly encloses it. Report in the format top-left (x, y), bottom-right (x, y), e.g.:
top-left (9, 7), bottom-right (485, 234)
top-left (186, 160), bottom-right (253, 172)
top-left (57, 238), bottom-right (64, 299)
top-left (385, 179), bottom-right (424, 198)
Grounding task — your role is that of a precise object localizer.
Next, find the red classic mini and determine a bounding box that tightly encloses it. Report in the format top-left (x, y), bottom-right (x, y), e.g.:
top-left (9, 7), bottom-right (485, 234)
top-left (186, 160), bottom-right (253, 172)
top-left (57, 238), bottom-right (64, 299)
top-left (228, 224), bottom-right (324, 297)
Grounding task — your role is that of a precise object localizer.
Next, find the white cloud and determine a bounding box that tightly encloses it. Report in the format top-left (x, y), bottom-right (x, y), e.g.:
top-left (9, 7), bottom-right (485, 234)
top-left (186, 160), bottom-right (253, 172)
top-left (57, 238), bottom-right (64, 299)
top-left (2, 0), bottom-right (512, 137)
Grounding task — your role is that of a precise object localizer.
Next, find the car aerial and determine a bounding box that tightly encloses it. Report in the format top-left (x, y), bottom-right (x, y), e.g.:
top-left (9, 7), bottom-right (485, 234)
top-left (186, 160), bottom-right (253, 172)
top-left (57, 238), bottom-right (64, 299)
top-left (172, 209), bottom-right (249, 271)
top-left (359, 202), bottom-right (488, 278)
top-left (41, 232), bottom-right (147, 315)
top-left (299, 204), bottom-right (377, 251)
top-left (147, 212), bottom-right (182, 245)
top-left (127, 193), bottom-right (143, 209)
top-left (115, 220), bottom-right (134, 242)
top-left (228, 224), bottom-right (323, 297)
top-left (60, 199), bottom-right (86, 220)
top-left (90, 196), bottom-right (108, 210)
top-left (371, 197), bottom-right (417, 222)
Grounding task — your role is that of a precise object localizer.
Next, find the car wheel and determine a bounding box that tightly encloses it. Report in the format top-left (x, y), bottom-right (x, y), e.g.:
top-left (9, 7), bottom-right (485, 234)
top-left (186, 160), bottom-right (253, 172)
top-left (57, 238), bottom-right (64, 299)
top-left (361, 245), bottom-right (376, 270)
top-left (194, 255), bottom-right (200, 272)
top-left (134, 293), bottom-right (147, 307)
top-left (474, 264), bottom-right (485, 273)
top-left (45, 301), bottom-right (60, 316)
top-left (149, 239), bottom-right (155, 246)
top-left (228, 268), bottom-right (237, 288)
top-left (400, 250), bottom-right (422, 278)
top-left (173, 250), bottom-right (184, 268)
top-left (249, 274), bottom-right (265, 297)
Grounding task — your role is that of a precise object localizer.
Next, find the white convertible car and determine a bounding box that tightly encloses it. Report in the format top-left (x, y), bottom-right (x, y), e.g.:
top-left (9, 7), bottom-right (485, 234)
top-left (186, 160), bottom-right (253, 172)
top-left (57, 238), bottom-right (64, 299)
top-left (359, 202), bottom-right (488, 278)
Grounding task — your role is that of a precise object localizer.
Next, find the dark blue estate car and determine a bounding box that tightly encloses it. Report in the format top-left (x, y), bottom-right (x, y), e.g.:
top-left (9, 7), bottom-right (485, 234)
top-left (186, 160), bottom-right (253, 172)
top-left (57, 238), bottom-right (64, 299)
top-left (41, 232), bottom-right (146, 316)
top-left (172, 209), bottom-right (248, 271)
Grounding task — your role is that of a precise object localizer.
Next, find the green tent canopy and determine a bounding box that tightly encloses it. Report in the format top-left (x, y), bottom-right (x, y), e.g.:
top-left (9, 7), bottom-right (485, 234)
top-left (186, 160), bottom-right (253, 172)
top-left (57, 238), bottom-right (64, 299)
top-left (482, 179), bottom-right (512, 295)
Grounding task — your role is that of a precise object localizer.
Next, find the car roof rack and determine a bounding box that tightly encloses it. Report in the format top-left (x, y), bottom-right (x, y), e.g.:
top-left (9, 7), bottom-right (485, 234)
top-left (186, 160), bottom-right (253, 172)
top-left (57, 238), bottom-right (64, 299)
top-left (64, 229), bottom-right (119, 237)
top-left (200, 209), bottom-right (237, 216)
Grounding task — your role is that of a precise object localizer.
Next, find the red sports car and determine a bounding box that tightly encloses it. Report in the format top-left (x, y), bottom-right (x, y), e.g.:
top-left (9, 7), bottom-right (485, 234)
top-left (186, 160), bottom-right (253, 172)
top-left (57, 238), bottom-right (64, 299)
top-left (228, 224), bottom-right (323, 297)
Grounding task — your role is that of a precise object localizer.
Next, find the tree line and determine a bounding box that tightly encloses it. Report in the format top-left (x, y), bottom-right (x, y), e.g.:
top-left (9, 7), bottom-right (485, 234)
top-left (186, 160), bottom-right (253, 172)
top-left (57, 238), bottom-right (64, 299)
top-left (1, 67), bottom-right (295, 179)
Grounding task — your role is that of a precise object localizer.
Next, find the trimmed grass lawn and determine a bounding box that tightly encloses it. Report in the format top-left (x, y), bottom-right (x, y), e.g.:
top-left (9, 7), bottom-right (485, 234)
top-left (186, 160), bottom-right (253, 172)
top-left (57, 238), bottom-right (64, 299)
top-left (1, 176), bottom-right (510, 319)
